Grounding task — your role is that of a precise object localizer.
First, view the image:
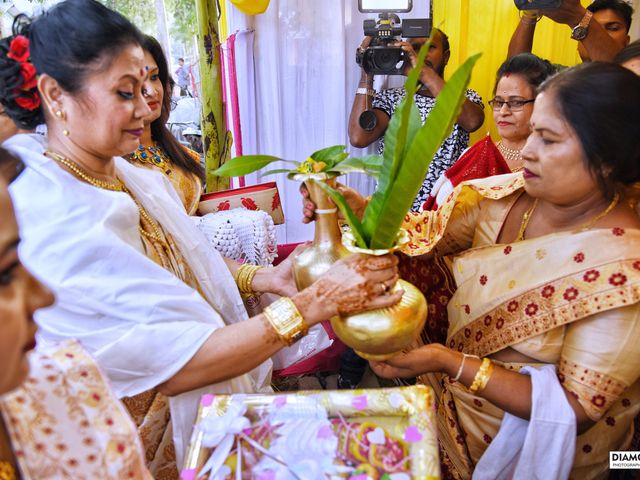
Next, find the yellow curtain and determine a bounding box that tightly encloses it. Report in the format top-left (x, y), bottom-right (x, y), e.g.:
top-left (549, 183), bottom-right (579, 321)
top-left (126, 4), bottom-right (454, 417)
top-left (433, 0), bottom-right (589, 144)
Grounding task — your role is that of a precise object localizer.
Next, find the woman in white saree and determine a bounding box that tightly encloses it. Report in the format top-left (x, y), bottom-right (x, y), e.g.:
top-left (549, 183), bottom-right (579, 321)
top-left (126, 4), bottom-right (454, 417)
top-left (0, 1), bottom-right (402, 478)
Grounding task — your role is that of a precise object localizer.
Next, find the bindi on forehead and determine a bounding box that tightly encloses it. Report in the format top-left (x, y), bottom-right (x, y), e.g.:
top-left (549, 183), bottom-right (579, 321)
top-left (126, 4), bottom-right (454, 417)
top-left (140, 68), bottom-right (146, 77)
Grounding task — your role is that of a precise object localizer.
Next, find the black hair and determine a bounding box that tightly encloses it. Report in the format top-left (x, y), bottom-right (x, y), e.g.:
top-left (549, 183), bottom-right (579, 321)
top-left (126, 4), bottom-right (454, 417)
top-left (0, 17), bottom-right (44, 129)
top-left (429, 28), bottom-right (449, 77)
top-left (494, 53), bottom-right (557, 95)
top-left (587, 0), bottom-right (634, 32)
top-left (0, 146), bottom-right (25, 183)
top-left (614, 38), bottom-right (640, 65)
top-left (6, 0), bottom-right (144, 130)
top-left (141, 35), bottom-right (204, 182)
top-left (433, 28), bottom-right (450, 54)
top-left (538, 62), bottom-right (640, 195)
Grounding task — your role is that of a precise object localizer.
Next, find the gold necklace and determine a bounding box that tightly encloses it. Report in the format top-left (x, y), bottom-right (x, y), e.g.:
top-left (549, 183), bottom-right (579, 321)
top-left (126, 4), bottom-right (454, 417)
top-left (516, 193), bottom-right (620, 241)
top-left (44, 150), bottom-right (123, 191)
top-left (579, 192), bottom-right (620, 231)
top-left (497, 141), bottom-right (523, 172)
top-left (0, 461), bottom-right (16, 480)
top-left (516, 198), bottom-right (538, 241)
top-left (127, 143), bottom-right (171, 174)
top-left (45, 150), bottom-right (168, 245)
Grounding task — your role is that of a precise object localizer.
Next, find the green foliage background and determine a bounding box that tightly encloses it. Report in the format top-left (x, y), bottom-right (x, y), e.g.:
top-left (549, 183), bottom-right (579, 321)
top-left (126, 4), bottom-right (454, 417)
top-left (98, 0), bottom-right (196, 46)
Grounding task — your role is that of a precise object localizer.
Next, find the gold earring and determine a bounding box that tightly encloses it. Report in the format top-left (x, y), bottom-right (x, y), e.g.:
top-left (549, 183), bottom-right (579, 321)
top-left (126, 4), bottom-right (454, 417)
top-left (56, 110), bottom-right (70, 136)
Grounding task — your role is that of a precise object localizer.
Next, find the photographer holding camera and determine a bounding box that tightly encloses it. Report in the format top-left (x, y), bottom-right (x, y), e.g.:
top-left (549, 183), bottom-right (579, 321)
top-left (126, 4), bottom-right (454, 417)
top-left (348, 29), bottom-right (485, 211)
top-left (508, 0), bottom-right (633, 63)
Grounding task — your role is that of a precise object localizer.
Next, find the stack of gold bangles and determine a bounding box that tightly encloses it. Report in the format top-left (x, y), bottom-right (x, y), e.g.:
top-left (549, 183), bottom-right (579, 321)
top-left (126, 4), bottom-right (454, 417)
top-left (469, 357), bottom-right (495, 394)
top-left (234, 264), bottom-right (262, 299)
top-left (263, 297), bottom-right (309, 346)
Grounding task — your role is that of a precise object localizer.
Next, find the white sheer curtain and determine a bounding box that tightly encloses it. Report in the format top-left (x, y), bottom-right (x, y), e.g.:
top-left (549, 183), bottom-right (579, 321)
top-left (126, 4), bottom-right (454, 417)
top-left (223, 0), bottom-right (430, 243)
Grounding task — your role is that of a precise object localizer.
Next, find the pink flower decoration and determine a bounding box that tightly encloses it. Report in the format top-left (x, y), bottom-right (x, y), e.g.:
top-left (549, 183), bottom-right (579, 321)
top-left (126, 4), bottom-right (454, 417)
top-left (404, 426), bottom-right (423, 443)
top-left (200, 394), bottom-right (215, 407)
top-left (180, 469), bottom-right (197, 480)
top-left (256, 472), bottom-right (276, 480)
top-left (352, 395), bottom-right (367, 410)
top-left (273, 396), bottom-right (287, 408)
top-left (317, 425), bottom-right (333, 439)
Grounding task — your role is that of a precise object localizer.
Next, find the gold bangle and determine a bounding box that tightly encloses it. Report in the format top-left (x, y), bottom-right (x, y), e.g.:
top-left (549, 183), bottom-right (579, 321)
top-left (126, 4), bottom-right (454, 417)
top-left (469, 357), bottom-right (494, 394)
top-left (263, 297), bottom-right (309, 346)
top-left (234, 264), bottom-right (263, 296)
top-left (519, 10), bottom-right (542, 24)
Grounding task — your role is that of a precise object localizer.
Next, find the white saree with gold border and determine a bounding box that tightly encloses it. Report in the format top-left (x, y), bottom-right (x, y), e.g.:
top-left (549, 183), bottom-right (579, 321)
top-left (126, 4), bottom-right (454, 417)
top-left (5, 135), bottom-right (272, 478)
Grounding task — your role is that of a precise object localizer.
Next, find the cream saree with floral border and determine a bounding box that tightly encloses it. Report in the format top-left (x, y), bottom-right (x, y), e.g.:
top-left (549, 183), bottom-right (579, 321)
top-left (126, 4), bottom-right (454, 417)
top-left (401, 173), bottom-right (640, 480)
top-left (0, 340), bottom-right (152, 479)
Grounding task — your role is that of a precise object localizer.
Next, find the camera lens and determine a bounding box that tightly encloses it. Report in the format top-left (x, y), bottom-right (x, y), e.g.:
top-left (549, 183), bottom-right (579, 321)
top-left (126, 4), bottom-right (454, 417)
top-left (359, 111), bottom-right (378, 131)
top-left (371, 47), bottom-right (404, 73)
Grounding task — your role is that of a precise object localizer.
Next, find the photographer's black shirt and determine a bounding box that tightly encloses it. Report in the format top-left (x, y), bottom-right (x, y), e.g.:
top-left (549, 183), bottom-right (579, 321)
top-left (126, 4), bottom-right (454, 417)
top-left (373, 87), bottom-right (483, 212)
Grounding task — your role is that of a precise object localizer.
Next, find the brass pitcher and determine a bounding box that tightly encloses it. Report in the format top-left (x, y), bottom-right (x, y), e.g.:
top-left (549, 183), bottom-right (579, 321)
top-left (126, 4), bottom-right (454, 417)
top-left (292, 174), bottom-right (350, 290)
top-left (330, 230), bottom-right (428, 361)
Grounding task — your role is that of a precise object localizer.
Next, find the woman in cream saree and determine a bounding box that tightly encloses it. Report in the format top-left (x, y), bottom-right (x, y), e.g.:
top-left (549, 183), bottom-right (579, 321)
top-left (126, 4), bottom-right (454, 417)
top-left (369, 63), bottom-right (640, 479)
top-left (399, 173), bottom-right (640, 479)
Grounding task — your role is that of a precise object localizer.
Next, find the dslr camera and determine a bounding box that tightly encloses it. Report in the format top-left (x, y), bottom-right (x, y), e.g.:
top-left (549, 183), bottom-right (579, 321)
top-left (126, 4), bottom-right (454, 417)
top-left (356, 0), bottom-right (431, 75)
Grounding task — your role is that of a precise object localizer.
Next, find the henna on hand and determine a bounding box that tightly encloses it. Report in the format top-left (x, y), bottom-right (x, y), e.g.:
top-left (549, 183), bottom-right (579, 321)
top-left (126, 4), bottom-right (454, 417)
top-left (353, 253), bottom-right (399, 273)
top-left (294, 253), bottom-right (400, 322)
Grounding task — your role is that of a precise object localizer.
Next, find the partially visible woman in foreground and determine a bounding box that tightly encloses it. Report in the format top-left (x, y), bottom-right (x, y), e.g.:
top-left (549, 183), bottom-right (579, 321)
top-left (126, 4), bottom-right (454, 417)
top-left (0, 147), bottom-right (152, 479)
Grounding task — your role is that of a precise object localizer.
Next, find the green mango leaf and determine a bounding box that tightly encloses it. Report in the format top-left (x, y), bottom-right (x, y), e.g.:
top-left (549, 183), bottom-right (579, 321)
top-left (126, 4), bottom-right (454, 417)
top-left (362, 39), bottom-right (431, 242)
top-left (367, 53), bottom-right (482, 249)
top-left (310, 145), bottom-right (348, 168)
top-left (312, 180), bottom-right (369, 248)
top-left (211, 155), bottom-right (298, 177)
top-left (330, 155), bottom-right (383, 176)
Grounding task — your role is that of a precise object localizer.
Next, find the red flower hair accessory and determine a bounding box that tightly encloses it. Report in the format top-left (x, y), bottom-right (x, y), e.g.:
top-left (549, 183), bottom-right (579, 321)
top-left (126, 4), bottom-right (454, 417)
top-left (6, 35), bottom-right (41, 111)
top-left (7, 35), bottom-right (30, 63)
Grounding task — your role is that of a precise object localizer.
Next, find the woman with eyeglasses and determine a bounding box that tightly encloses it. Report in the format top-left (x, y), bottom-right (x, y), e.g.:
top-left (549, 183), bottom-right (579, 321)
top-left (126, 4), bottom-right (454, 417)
top-left (424, 53), bottom-right (557, 211)
top-left (390, 54), bottom-right (558, 357)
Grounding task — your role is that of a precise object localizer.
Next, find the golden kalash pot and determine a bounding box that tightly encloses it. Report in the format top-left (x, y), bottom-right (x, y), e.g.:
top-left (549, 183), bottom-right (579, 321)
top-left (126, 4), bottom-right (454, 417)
top-left (330, 230), bottom-right (428, 361)
top-left (291, 174), bottom-right (350, 290)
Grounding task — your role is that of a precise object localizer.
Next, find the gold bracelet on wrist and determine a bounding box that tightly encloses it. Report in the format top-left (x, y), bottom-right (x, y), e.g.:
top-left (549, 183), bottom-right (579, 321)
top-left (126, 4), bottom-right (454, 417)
top-left (234, 264), bottom-right (263, 297)
top-left (519, 10), bottom-right (542, 24)
top-left (263, 297), bottom-right (309, 346)
top-left (469, 357), bottom-right (494, 394)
